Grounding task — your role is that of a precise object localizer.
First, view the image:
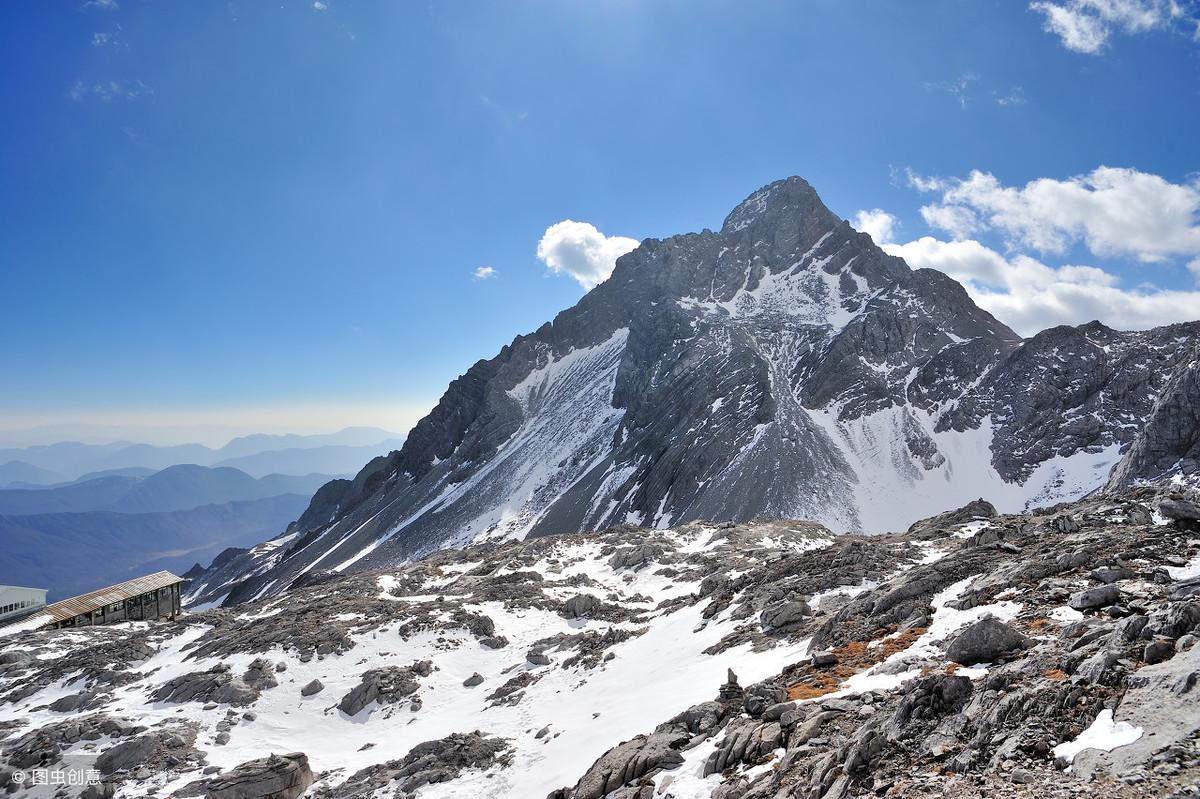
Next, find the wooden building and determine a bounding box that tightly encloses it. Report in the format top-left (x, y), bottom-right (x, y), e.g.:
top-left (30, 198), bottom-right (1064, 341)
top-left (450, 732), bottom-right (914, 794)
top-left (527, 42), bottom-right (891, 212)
top-left (40, 571), bottom-right (185, 630)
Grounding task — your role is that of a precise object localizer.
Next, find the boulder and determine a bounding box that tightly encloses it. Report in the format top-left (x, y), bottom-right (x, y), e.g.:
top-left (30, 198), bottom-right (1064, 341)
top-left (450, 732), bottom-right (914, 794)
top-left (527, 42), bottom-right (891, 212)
top-left (300, 679), bottom-right (324, 697)
top-left (945, 617), bottom-right (1027, 665)
top-left (1144, 639), bottom-right (1176, 665)
top-left (1070, 585), bottom-right (1121, 610)
top-left (759, 600), bottom-right (810, 632)
top-left (811, 650), bottom-right (838, 667)
top-left (462, 673), bottom-right (484, 687)
top-left (1160, 498), bottom-right (1200, 522)
top-left (561, 594), bottom-right (600, 619)
top-left (1090, 567), bottom-right (1135, 584)
top-left (609, 544), bottom-right (664, 571)
top-left (95, 735), bottom-right (156, 775)
top-left (338, 665), bottom-right (423, 716)
top-left (206, 752), bottom-right (313, 799)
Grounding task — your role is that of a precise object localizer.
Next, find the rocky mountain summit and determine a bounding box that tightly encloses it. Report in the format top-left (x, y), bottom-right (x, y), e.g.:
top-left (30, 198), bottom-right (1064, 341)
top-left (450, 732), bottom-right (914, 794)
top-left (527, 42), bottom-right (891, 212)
top-left (3, 482), bottom-right (1200, 798)
top-left (181, 176), bottom-right (1200, 609)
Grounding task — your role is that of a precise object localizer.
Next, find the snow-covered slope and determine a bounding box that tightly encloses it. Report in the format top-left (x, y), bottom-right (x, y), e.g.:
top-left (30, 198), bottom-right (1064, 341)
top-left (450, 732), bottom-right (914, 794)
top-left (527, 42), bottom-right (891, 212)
top-left (185, 176), bottom-right (1200, 609)
top-left (6, 487), bottom-right (1200, 798)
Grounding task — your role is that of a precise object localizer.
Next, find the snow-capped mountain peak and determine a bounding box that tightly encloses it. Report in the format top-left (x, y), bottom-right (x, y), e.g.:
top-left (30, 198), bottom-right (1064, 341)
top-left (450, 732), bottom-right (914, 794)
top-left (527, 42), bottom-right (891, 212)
top-left (184, 176), bottom-right (1199, 609)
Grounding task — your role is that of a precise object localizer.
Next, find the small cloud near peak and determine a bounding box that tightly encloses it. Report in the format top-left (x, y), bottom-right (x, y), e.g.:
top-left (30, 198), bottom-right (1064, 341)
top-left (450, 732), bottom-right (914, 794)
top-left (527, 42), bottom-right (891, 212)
top-left (536, 220), bottom-right (638, 291)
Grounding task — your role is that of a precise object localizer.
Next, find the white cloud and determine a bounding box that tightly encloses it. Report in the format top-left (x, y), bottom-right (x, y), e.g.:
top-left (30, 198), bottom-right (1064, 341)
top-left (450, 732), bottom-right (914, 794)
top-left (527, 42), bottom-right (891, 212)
top-left (853, 209), bottom-right (898, 245)
top-left (913, 166), bottom-right (1200, 263)
top-left (536, 220), bottom-right (639, 291)
top-left (312, 1), bottom-right (328, 10)
top-left (884, 236), bottom-right (1012, 286)
top-left (473, 266), bottom-right (497, 281)
top-left (82, 0), bottom-right (119, 10)
top-left (886, 235), bottom-right (1200, 334)
top-left (1030, 0), bottom-right (1192, 53)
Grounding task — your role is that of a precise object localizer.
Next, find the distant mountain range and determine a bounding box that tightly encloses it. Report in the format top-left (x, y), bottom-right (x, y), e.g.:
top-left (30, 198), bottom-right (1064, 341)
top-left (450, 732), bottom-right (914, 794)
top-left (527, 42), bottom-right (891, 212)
top-left (0, 494), bottom-right (311, 601)
top-left (0, 427), bottom-right (405, 485)
top-left (0, 434), bottom-right (405, 600)
top-left (0, 465), bottom-right (334, 515)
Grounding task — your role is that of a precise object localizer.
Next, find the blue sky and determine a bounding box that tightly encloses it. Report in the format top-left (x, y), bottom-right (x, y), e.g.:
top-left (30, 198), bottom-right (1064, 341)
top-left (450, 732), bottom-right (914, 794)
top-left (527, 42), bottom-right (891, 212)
top-left (2, 0), bottom-right (1199, 444)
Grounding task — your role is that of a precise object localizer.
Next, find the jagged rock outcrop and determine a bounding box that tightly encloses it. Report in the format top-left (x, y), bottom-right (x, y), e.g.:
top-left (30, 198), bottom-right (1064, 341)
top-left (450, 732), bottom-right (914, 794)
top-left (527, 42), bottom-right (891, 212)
top-left (205, 752), bottom-right (313, 799)
top-left (152, 664), bottom-right (260, 707)
top-left (337, 662), bottom-right (431, 716)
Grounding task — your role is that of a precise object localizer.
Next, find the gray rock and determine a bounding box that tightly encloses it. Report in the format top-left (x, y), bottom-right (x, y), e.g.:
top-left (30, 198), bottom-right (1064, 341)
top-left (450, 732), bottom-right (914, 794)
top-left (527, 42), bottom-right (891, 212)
top-left (560, 594), bottom-right (600, 619)
top-left (338, 665), bottom-right (424, 716)
top-left (95, 735), bottom-right (156, 775)
top-left (1091, 567), bottom-right (1135, 584)
top-left (206, 752), bottom-right (313, 799)
top-left (945, 617), bottom-right (1027, 665)
top-left (811, 650), bottom-right (838, 667)
top-left (463, 672), bottom-right (484, 687)
top-left (300, 679), bottom-right (324, 697)
top-left (609, 544), bottom-right (664, 571)
top-left (760, 600), bottom-right (811, 632)
top-left (1144, 639), bottom-right (1176, 664)
top-left (1160, 498), bottom-right (1200, 521)
top-left (1070, 585), bottom-right (1121, 610)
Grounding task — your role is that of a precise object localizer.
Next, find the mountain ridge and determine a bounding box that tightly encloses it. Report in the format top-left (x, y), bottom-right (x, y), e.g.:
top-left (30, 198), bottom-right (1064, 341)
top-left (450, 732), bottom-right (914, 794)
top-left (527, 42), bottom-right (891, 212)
top-left (184, 176), bottom-right (1200, 609)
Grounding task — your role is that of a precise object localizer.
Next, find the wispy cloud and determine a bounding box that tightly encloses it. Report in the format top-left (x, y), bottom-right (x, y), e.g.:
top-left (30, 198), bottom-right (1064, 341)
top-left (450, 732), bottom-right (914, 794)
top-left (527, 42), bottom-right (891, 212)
top-left (473, 266), bottom-right (497, 281)
top-left (924, 73), bottom-right (977, 109)
top-left (480, 95), bottom-right (529, 127)
top-left (81, 0), bottom-right (119, 10)
top-left (69, 79), bottom-right (152, 102)
top-left (91, 25), bottom-right (124, 48)
top-left (994, 86), bottom-right (1027, 107)
top-left (312, 1), bottom-right (328, 11)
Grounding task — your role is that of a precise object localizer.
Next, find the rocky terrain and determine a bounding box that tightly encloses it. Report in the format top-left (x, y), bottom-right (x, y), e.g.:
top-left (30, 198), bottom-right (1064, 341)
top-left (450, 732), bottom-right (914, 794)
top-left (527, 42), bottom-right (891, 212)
top-left (181, 176), bottom-right (1200, 610)
top-left (3, 481), bottom-right (1200, 798)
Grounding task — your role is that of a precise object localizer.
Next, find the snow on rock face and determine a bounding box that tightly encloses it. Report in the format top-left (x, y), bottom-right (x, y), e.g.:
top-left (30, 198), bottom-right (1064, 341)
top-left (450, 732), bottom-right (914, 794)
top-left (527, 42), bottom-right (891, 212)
top-left (1052, 709), bottom-right (1143, 765)
top-left (0, 519), bottom-right (839, 799)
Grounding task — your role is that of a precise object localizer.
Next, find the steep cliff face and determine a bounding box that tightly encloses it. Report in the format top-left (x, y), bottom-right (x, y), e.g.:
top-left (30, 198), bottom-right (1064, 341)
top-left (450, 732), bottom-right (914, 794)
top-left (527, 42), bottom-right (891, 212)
top-left (184, 177), bottom-right (1199, 608)
top-left (1108, 345), bottom-right (1200, 487)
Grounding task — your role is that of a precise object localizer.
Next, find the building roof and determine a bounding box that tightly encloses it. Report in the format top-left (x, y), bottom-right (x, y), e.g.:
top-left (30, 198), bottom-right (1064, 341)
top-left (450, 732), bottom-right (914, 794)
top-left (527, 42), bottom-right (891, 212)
top-left (0, 585), bottom-right (47, 593)
top-left (42, 570), bottom-right (183, 624)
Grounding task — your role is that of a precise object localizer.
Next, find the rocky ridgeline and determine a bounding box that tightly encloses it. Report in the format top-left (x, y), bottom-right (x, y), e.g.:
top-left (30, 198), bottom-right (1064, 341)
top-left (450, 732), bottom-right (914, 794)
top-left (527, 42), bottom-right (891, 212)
top-left (0, 485), bottom-right (1199, 798)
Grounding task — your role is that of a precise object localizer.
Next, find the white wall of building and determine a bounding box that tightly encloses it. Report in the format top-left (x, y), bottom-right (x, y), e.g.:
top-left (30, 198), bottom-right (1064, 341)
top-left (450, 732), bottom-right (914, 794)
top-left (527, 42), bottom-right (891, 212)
top-left (0, 586), bottom-right (48, 622)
